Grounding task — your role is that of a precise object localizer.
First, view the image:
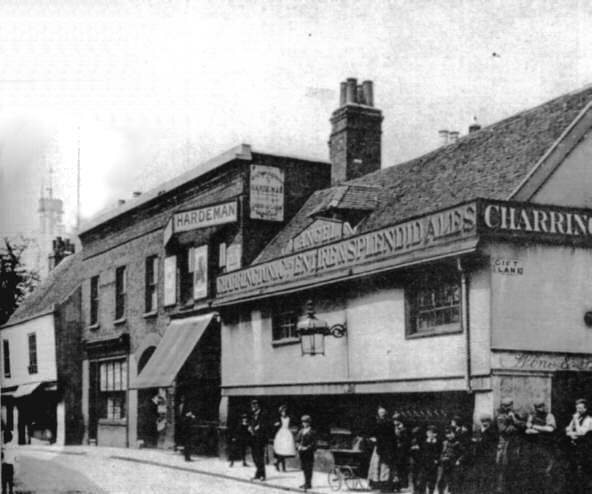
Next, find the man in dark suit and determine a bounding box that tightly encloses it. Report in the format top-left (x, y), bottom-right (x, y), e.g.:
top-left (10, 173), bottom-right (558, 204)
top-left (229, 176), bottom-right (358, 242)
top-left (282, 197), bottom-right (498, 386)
top-left (249, 399), bottom-right (267, 481)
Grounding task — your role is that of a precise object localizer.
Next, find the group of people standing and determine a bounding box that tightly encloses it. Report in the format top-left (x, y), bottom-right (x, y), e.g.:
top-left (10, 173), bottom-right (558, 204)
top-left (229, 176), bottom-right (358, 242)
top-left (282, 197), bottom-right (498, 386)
top-left (367, 397), bottom-right (592, 494)
top-left (228, 400), bottom-right (317, 491)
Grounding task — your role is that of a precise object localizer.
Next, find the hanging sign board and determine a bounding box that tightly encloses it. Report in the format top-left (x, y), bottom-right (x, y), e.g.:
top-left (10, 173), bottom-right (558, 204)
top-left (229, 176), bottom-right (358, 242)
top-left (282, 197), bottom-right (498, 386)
top-left (249, 165), bottom-right (284, 221)
top-left (226, 244), bottom-right (242, 272)
top-left (193, 245), bottom-right (208, 300)
top-left (164, 256), bottom-right (177, 306)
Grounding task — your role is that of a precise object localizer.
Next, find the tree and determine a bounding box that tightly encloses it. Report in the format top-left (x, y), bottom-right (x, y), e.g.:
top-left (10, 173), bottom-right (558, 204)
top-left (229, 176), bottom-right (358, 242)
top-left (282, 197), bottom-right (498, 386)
top-left (0, 237), bottom-right (40, 325)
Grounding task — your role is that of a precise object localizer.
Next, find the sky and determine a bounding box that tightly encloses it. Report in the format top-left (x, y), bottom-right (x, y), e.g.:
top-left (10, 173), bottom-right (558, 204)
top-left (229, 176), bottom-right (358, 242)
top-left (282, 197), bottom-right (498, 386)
top-left (1, 0), bottom-right (592, 239)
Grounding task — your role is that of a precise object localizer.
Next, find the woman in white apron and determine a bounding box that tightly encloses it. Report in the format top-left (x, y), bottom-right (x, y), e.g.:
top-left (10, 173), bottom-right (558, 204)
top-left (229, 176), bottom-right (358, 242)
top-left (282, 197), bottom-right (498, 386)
top-left (273, 405), bottom-right (296, 471)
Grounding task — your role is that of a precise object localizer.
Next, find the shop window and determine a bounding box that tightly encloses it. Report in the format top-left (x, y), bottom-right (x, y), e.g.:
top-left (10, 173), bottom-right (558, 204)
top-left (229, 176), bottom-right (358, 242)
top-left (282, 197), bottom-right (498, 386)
top-left (406, 267), bottom-right (461, 337)
top-left (28, 333), bottom-right (38, 374)
top-left (99, 360), bottom-right (127, 420)
top-left (90, 275), bottom-right (99, 326)
top-left (3, 339), bottom-right (10, 378)
top-left (145, 255), bottom-right (159, 313)
top-left (272, 308), bottom-right (299, 342)
top-left (115, 266), bottom-right (127, 320)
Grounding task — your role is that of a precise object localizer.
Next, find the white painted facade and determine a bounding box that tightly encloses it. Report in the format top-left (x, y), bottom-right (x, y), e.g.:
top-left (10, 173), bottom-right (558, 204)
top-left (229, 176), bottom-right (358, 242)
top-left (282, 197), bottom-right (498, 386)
top-left (1, 313), bottom-right (57, 386)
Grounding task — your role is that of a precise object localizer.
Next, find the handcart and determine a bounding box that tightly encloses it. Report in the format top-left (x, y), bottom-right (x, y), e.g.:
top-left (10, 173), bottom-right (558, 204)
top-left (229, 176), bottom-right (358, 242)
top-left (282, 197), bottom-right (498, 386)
top-left (327, 448), bottom-right (371, 491)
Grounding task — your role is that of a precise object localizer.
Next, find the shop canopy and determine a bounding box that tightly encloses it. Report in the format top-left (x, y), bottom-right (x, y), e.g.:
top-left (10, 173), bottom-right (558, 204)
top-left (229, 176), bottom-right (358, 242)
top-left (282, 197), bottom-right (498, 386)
top-left (131, 313), bottom-right (215, 389)
top-left (12, 382), bottom-right (42, 398)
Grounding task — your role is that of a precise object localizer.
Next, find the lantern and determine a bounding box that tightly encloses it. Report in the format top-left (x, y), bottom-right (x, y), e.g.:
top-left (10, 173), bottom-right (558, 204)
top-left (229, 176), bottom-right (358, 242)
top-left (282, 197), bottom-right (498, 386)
top-left (296, 300), bottom-right (347, 356)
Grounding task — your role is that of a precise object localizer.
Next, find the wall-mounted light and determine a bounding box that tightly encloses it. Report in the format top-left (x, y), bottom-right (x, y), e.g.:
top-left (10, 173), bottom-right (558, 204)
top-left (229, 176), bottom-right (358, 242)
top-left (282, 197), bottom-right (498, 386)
top-left (296, 300), bottom-right (347, 356)
top-left (584, 311), bottom-right (592, 328)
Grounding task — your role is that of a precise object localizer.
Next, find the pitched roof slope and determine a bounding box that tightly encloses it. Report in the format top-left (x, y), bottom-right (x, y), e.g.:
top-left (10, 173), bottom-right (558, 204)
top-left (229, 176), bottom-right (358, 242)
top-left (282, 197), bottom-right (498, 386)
top-left (256, 84), bottom-right (592, 263)
top-left (3, 252), bottom-right (83, 327)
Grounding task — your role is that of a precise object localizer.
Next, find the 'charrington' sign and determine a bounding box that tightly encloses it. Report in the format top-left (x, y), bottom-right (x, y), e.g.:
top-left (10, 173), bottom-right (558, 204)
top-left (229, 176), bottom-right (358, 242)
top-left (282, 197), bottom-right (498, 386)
top-left (216, 202), bottom-right (478, 298)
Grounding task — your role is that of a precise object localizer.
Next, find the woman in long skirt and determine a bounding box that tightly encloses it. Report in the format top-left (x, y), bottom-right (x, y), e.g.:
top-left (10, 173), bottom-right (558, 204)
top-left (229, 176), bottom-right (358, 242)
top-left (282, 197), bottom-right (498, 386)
top-left (368, 406), bottom-right (395, 492)
top-left (273, 405), bottom-right (296, 471)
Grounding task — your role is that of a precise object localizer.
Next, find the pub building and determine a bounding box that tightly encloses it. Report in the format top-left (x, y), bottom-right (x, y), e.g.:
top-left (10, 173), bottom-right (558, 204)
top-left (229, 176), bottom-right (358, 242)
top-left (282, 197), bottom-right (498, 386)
top-left (213, 79), bottom-right (592, 455)
top-left (78, 145), bottom-right (329, 450)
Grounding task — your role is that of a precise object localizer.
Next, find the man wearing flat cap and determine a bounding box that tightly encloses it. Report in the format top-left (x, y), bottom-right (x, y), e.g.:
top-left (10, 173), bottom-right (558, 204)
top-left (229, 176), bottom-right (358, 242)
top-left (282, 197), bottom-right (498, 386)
top-left (525, 400), bottom-right (556, 494)
top-left (495, 397), bottom-right (525, 493)
top-left (249, 399), bottom-right (268, 481)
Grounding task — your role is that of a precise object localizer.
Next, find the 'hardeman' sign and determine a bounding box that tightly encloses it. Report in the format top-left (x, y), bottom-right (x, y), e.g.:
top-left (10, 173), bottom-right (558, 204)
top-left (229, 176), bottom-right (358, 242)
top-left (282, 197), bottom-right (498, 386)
top-left (215, 199), bottom-right (592, 300)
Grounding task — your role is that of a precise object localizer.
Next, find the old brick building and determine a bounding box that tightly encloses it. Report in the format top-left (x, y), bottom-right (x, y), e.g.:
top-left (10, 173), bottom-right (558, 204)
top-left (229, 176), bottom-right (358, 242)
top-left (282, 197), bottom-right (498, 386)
top-left (78, 144), bottom-right (329, 450)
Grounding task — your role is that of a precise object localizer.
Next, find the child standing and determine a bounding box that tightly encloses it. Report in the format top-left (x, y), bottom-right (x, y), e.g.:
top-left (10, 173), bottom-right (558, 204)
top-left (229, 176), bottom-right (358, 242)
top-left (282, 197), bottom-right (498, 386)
top-left (409, 426), bottom-right (423, 494)
top-left (229, 414), bottom-right (251, 467)
top-left (418, 425), bottom-right (440, 494)
top-left (1, 430), bottom-right (15, 494)
top-left (296, 415), bottom-right (316, 491)
top-left (438, 426), bottom-right (463, 494)
top-left (273, 405), bottom-right (296, 472)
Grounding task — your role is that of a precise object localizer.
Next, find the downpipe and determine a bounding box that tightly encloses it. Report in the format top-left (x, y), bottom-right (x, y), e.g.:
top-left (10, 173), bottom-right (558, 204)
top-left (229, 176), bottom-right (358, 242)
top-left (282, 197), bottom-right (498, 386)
top-left (457, 257), bottom-right (472, 394)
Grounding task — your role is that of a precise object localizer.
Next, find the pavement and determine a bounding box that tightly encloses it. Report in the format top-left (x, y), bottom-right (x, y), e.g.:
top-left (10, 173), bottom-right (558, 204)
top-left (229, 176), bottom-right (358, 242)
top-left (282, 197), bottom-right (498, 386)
top-left (5, 443), bottom-right (379, 494)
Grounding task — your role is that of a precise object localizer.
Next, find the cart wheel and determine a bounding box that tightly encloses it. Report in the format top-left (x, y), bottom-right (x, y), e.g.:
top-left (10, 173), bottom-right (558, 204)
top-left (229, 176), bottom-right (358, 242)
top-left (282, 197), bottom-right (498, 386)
top-left (342, 466), bottom-right (357, 491)
top-left (357, 477), bottom-right (370, 491)
top-left (328, 467), bottom-right (342, 491)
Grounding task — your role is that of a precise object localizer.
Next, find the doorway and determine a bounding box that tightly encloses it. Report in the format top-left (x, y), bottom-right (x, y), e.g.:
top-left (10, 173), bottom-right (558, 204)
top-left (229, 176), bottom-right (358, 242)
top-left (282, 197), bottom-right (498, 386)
top-left (551, 371), bottom-right (592, 429)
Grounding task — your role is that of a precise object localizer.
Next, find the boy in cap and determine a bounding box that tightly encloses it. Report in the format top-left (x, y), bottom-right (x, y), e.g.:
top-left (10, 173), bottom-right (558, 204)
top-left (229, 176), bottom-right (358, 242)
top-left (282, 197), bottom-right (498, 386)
top-left (438, 426), bottom-right (463, 494)
top-left (495, 397), bottom-right (525, 494)
top-left (229, 413), bottom-right (251, 467)
top-left (418, 425), bottom-right (440, 494)
top-left (296, 415), bottom-right (317, 491)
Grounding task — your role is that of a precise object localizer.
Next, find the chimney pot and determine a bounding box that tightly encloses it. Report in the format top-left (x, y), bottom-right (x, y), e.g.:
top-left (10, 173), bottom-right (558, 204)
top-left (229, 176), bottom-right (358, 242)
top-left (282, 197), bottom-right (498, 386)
top-left (339, 82), bottom-right (347, 107)
top-left (449, 131), bottom-right (460, 143)
top-left (438, 130), bottom-right (449, 146)
top-left (345, 78), bottom-right (357, 104)
top-left (469, 117), bottom-right (481, 133)
top-left (362, 81), bottom-right (374, 107)
top-left (356, 85), bottom-right (365, 105)
top-left (133, 191), bottom-right (142, 198)
top-left (118, 199), bottom-right (126, 206)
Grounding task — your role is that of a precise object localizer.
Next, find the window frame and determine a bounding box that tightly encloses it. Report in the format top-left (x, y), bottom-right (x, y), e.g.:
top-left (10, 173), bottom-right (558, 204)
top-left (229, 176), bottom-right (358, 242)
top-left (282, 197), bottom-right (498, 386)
top-left (271, 298), bottom-right (302, 345)
top-left (98, 359), bottom-right (127, 420)
top-left (3, 339), bottom-right (11, 378)
top-left (90, 275), bottom-right (99, 326)
top-left (145, 255), bottom-right (159, 313)
top-left (405, 266), bottom-right (462, 339)
top-left (115, 265), bottom-right (127, 321)
top-left (28, 332), bottom-right (38, 374)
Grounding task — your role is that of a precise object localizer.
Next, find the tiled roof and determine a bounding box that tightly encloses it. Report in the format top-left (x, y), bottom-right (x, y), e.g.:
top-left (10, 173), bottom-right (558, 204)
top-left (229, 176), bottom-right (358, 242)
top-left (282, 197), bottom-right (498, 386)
top-left (255, 84), bottom-right (592, 263)
top-left (2, 252), bottom-right (83, 327)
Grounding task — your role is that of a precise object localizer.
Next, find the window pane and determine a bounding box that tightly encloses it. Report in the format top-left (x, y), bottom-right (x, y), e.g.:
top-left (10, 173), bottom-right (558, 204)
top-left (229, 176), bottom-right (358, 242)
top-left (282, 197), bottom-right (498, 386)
top-left (100, 363), bottom-right (107, 391)
top-left (408, 268), bottom-right (460, 334)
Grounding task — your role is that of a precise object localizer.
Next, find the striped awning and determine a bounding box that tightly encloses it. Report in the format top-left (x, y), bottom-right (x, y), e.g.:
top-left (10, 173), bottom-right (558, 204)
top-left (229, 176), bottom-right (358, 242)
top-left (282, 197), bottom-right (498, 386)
top-left (131, 313), bottom-right (215, 389)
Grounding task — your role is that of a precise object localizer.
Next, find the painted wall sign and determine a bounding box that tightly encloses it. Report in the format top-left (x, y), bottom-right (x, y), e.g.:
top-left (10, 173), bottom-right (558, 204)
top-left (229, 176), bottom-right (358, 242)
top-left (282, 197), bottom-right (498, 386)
top-left (482, 202), bottom-right (592, 240)
top-left (164, 256), bottom-right (177, 306)
top-left (193, 245), bottom-right (208, 300)
top-left (173, 201), bottom-right (237, 233)
top-left (293, 218), bottom-right (355, 253)
top-left (226, 244), bottom-right (242, 272)
top-left (249, 165), bottom-right (285, 221)
top-left (217, 202), bottom-right (477, 297)
top-left (492, 258), bottom-right (524, 276)
top-left (493, 351), bottom-right (592, 372)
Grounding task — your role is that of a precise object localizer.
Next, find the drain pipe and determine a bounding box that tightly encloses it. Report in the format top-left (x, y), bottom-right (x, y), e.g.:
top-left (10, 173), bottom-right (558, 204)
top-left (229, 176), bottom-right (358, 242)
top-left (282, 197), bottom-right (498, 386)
top-left (457, 257), bottom-right (472, 393)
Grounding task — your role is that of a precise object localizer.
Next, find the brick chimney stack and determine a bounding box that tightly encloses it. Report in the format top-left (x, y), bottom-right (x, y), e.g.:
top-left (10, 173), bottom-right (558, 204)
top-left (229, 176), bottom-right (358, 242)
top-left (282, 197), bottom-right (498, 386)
top-left (48, 236), bottom-right (75, 271)
top-left (328, 78), bottom-right (383, 185)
